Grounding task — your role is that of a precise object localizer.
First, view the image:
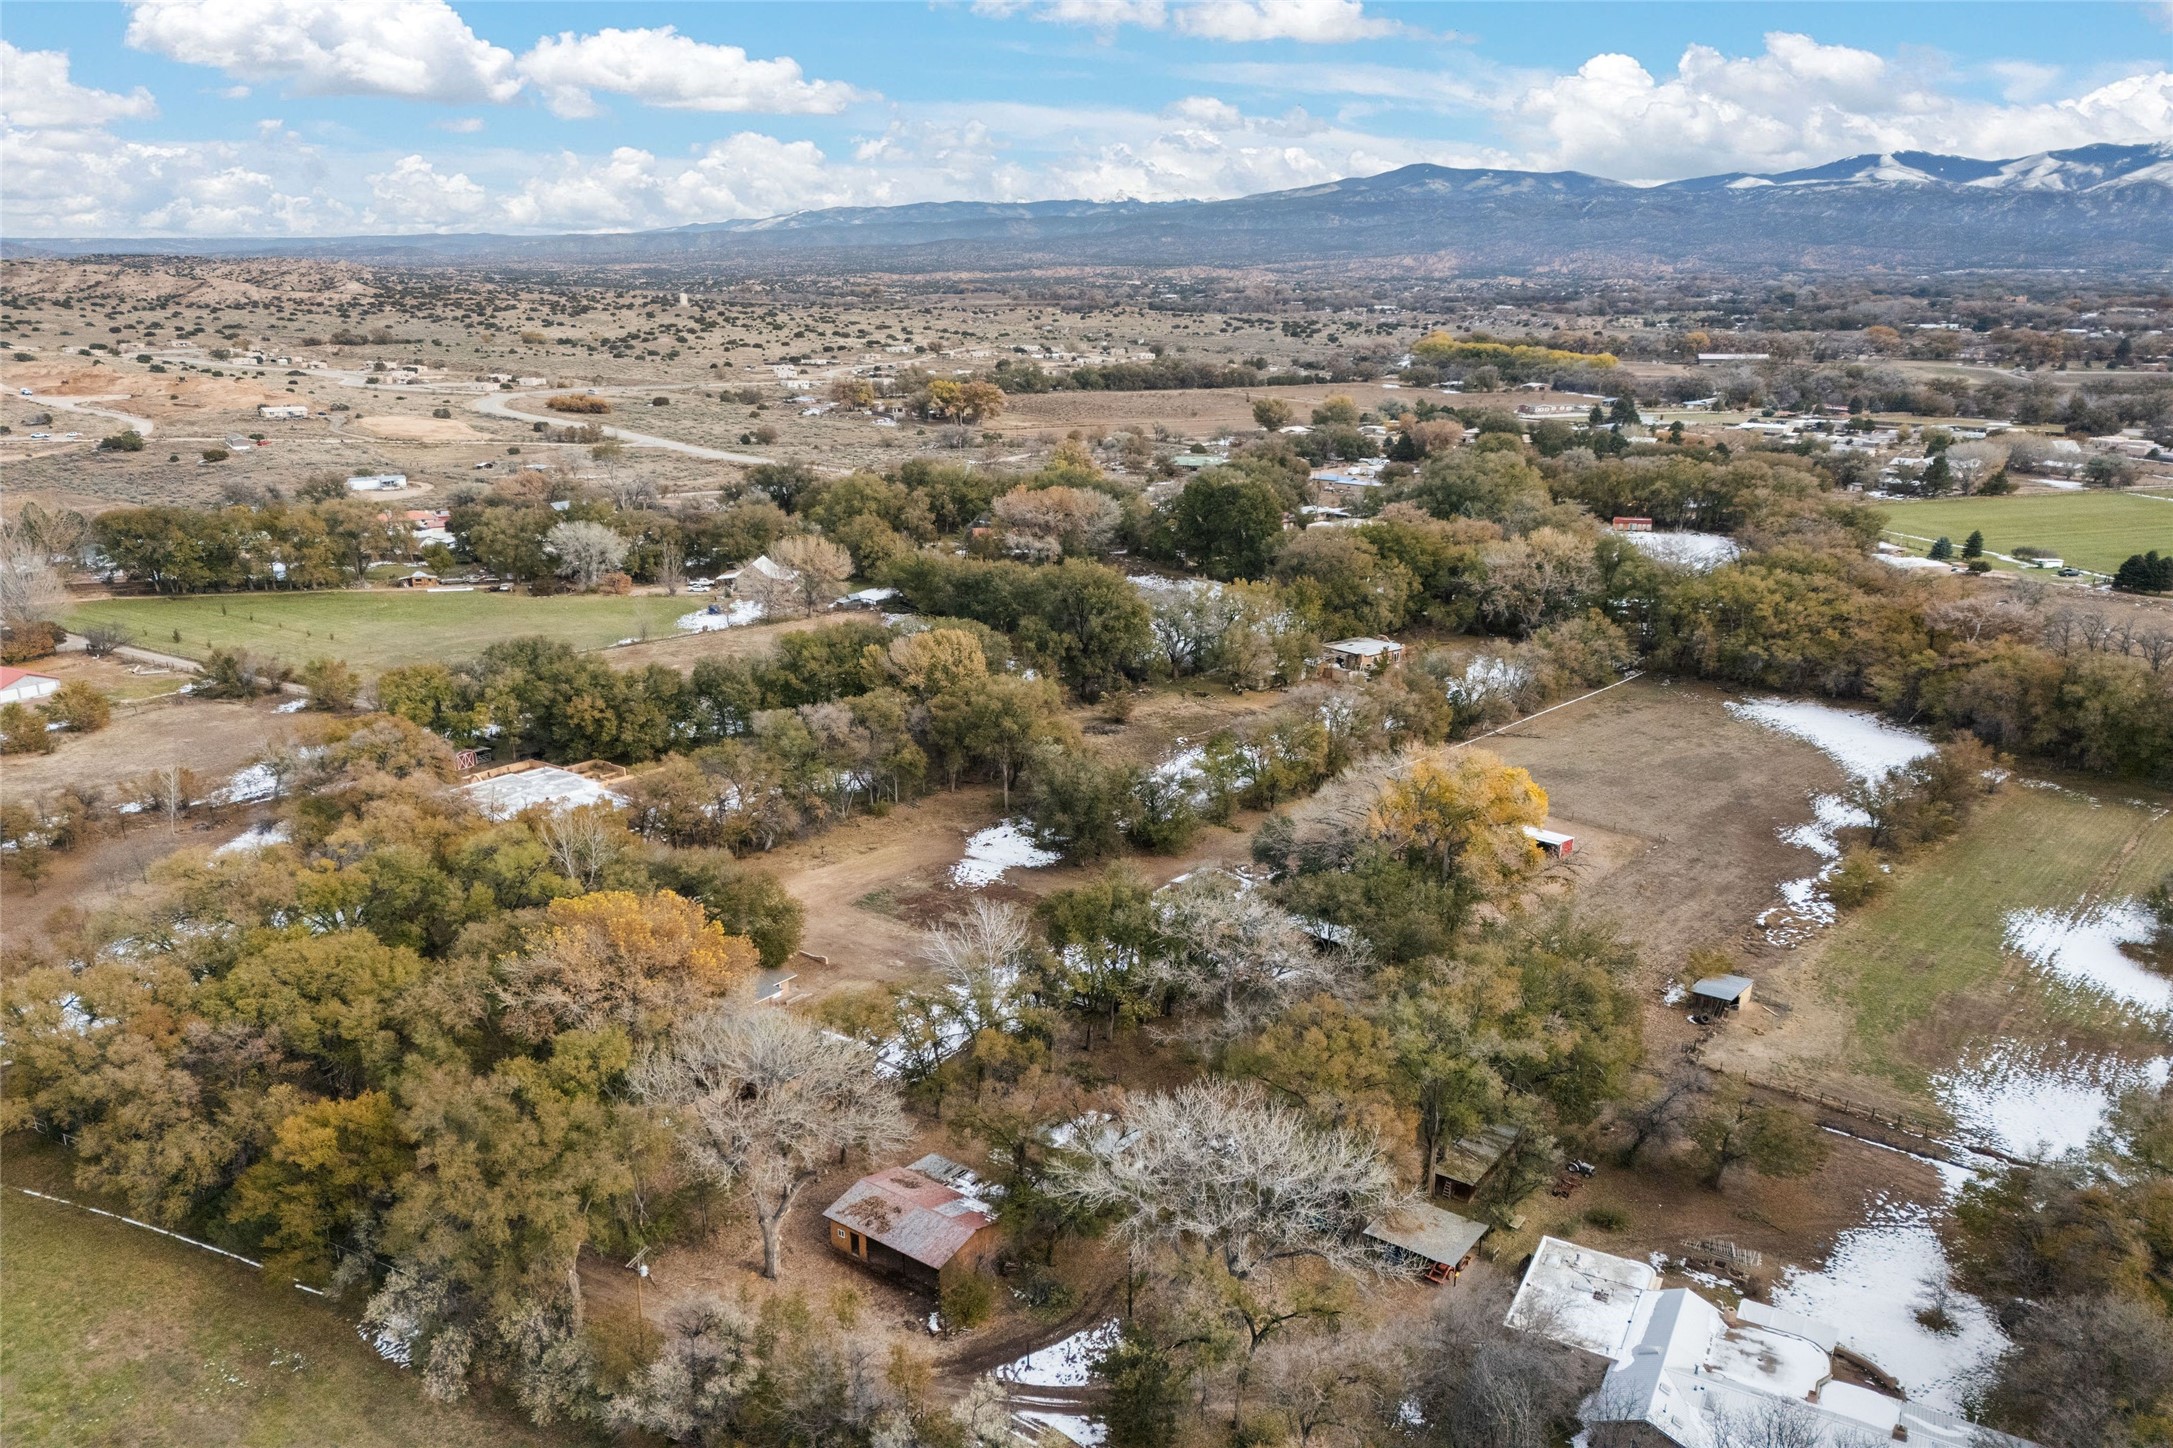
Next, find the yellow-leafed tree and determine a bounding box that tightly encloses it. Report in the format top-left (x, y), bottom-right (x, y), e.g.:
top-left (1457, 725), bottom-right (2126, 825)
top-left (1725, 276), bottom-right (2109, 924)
top-left (499, 889), bottom-right (756, 1043)
top-left (1363, 750), bottom-right (1548, 892)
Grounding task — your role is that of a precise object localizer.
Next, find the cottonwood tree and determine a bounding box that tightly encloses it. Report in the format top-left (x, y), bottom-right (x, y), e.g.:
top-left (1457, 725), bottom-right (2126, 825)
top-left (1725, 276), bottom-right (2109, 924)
top-left (1687, 1085), bottom-right (1829, 1189)
top-left (606, 1294), bottom-right (759, 1442)
top-left (919, 897), bottom-right (1034, 1041)
top-left (536, 802), bottom-right (623, 889)
top-left (1362, 749), bottom-right (1549, 894)
top-left (993, 484), bottom-right (1121, 561)
top-left (1397, 1269), bottom-right (1589, 1448)
top-left (1049, 1079), bottom-right (1402, 1283)
top-left (1153, 872), bottom-right (1355, 1043)
top-left (768, 534), bottom-right (853, 616)
top-left (497, 890), bottom-right (756, 1044)
top-left (545, 520), bottom-right (628, 591)
top-left (635, 1008), bottom-right (906, 1279)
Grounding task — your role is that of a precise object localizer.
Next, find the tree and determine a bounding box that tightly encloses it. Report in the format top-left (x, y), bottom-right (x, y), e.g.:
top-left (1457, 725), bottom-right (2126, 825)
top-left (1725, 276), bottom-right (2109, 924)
top-left (1962, 529), bottom-right (1985, 560)
top-left (1687, 1086), bottom-right (1829, 1189)
top-left (2113, 551), bottom-right (2173, 595)
top-left (1363, 750), bottom-right (1549, 893)
top-left (1049, 1079), bottom-right (1402, 1281)
top-left (0, 533), bottom-right (68, 630)
top-left (1981, 1292), bottom-right (2173, 1448)
top-left (1928, 535), bottom-right (1954, 561)
top-left (606, 1294), bottom-right (758, 1441)
top-left (1251, 397), bottom-right (1293, 431)
top-left (300, 656), bottom-right (361, 711)
top-left (993, 485), bottom-right (1121, 561)
top-left (98, 429), bottom-right (145, 452)
top-left (1154, 873), bottom-right (1351, 1043)
top-left (634, 1008), bottom-right (906, 1279)
top-left (41, 679), bottom-right (111, 734)
top-left (546, 521), bottom-right (629, 592)
top-left (769, 534), bottom-right (853, 616)
top-left (1170, 472), bottom-right (1286, 580)
top-left (1311, 395), bottom-right (1360, 427)
top-left (1397, 1269), bottom-right (1588, 1448)
top-left (498, 890), bottom-right (757, 1045)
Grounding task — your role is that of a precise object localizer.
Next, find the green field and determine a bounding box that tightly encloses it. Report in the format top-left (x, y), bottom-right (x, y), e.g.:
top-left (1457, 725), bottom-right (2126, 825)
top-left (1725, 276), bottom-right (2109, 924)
top-left (1811, 777), bottom-right (2173, 1098)
top-left (1877, 490), bottom-right (2173, 575)
top-left (0, 1174), bottom-right (580, 1447)
top-left (66, 591), bottom-right (693, 676)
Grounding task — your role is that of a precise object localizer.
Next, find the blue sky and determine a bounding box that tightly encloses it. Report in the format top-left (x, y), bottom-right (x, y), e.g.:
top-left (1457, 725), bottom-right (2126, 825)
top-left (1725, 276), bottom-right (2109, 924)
top-left (3, 1), bottom-right (2168, 235)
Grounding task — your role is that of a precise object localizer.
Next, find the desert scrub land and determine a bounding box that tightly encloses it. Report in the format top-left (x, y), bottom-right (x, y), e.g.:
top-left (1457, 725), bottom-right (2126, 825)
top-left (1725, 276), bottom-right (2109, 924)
top-left (1877, 489), bottom-right (2173, 573)
top-left (66, 591), bottom-right (695, 675)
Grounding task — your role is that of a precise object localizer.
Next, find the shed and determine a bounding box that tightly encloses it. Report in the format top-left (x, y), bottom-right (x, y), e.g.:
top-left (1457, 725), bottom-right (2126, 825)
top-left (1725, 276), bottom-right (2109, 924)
top-left (1364, 1202), bottom-right (1489, 1283)
top-left (752, 968), bottom-right (798, 1005)
top-left (1433, 1122), bottom-right (1522, 1202)
top-left (1610, 516), bottom-right (1654, 532)
top-left (1321, 637), bottom-right (1405, 675)
top-left (822, 1154), bottom-right (1001, 1294)
top-left (1522, 825), bottom-right (1576, 858)
top-left (1689, 974), bottom-right (1755, 1013)
top-left (0, 667), bottom-right (61, 706)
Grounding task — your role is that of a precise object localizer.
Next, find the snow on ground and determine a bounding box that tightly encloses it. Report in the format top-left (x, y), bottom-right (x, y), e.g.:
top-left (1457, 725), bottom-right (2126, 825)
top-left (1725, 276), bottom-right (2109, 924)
top-left (1444, 654), bottom-right (1529, 710)
top-left (1934, 1040), bottom-right (2168, 1160)
top-left (1014, 1411), bottom-right (1106, 1446)
top-left (1770, 1192), bottom-right (2007, 1412)
top-left (1725, 698), bottom-right (1936, 783)
top-left (1876, 554), bottom-right (1955, 572)
top-left (208, 763), bottom-right (281, 807)
top-left (461, 766), bottom-right (625, 821)
top-left (677, 599), bottom-right (764, 633)
top-left (1758, 793), bottom-right (1877, 947)
top-left (2003, 899), bottom-right (2170, 1018)
top-left (1621, 530), bottom-right (1741, 570)
top-left (995, 1321), bottom-right (1121, 1388)
top-left (213, 821), bottom-right (290, 855)
top-left (951, 820), bottom-right (1061, 888)
top-left (1127, 573), bottom-right (1218, 598)
top-left (274, 697), bottom-right (309, 713)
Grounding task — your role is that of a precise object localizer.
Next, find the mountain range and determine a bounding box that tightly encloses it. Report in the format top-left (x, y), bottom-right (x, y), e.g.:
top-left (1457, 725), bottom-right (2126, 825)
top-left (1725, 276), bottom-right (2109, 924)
top-left (12, 143), bottom-right (2170, 274)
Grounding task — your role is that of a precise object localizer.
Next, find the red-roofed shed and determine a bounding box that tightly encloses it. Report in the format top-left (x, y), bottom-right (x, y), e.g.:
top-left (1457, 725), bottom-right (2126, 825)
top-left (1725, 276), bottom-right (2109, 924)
top-left (822, 1154), bottom-right (1000, 1294)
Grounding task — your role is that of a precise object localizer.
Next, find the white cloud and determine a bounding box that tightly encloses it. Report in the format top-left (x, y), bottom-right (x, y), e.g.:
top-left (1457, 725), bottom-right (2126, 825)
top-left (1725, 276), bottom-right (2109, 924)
top-left (1177, 0), bottom-right (1407, 43)
top-left (1503, 33), bottom-right (2173, 179)
top-left (367, 154), bottom-right (488, 227)
top-left (434, 116), bottom-right (485, 134)
top-left (125, 0), bottom-right (522, 104)
top-left (0, 41), bottom-right (159, 128)
top-left (981, 0), bottom-right (1406, 42)
top-left (500, 135), bottom-right (850, 231)
top-left (515, 26), bottom-right (867, 119)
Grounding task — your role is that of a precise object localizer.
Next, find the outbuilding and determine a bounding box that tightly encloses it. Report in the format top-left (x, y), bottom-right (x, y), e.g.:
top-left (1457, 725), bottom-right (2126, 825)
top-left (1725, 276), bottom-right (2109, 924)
top-left (1321, 637), bottom-right (1405, 676)
top-left (1364, 1202), bottom-right (1489, 1284)
top-left (1523, 825), bottom-right (1576, 858)
top-left (1433, 1121), bottom-right (1522, 1203)
top-left (0, 667), bottom-right (61, 705)
top-left (822, 1154), bottom-right (1000, 1295)
top-left (1688, 974), bottom-right (1755, 1014)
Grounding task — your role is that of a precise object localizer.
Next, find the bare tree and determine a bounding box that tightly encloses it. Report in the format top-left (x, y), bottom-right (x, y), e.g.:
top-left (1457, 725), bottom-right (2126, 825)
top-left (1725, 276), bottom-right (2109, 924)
top-left (1048, 1079), bottom-right (1403, 1282)
top-left (537, 803), bottom-right (620, 888)
top-left (1147, 583), bottom-right (1238, 677)
top-left (1153, 872), bottom-right (1356, 1043)
top-left (992, 485), bottom-right (1121, 561)
top-left (546, 520), bottom-right (629, 591)
top-left (1617, 1065), bottom-right (1709, 1164)
top-left (771, 534), bottom-right (853, 616)
top-left (605, 1294), bottom-right (757, 1440)
top-left (0, 533), bottom-right (68, 629)
top-left (153, 764), bottom-right (197, 832)
top-left (919, 898), bottom-right (1033, 1039)
top-left (635, 1008), bottom-right (907, 1280)
top-left (1399, 1267), bottom-right (1591, 1448)
top-left (656, 540), bottom-right (685, 597)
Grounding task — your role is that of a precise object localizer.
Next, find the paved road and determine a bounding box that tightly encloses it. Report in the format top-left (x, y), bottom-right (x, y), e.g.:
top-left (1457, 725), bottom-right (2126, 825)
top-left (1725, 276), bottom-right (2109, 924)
top-left (32, 392), bottom-right (158, 438)
top-left (472, 391), bottom-right (773, 465)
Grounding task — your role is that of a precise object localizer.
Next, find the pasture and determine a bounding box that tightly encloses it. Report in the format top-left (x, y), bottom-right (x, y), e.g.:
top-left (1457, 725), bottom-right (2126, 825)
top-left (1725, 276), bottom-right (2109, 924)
top-left (1876, 489), bottom-right (2173, 574)
top-left (66, 590), bottom-right (693, 676)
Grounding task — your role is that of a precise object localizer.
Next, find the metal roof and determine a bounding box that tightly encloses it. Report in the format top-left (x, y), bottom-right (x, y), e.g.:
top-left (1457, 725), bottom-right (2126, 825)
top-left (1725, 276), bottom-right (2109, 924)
top-left (1690, 974), bottom-right (1754, 1001)
top-left (822, 1154), bottom-right (997, 1270)
top-left (1363, 1202), bottom-right (1488, 1266)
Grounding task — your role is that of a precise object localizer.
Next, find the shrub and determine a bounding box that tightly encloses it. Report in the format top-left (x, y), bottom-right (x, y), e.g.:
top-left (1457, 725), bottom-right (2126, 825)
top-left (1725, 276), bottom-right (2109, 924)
top-left (1584, 1205), bottom-right (1628, 1231)
top-left (201, 448), bottom-right (230, 463)
top-left (1826, 848), bottom-right (1890, 909)
top-left (299, 656), bottom-right (360, 711)
top-left (545, 393), bottom-right (610, 414)
top-left (939, 1272), bottom-right (995, 1330)
top-left (0, 621), bottom-right (63, 664)
top-left (42, 680), bottom-right (111, 734)
top-left (97, 429), bottom-right (144, 452)
top-left (0, 702), bottom-right (54, 754)
top-left (82, 622), bottom-right (130, 658)
top-left (195, 648), bottom-right (292, 699)
top-left (432, 407), bottom-right (452, 419)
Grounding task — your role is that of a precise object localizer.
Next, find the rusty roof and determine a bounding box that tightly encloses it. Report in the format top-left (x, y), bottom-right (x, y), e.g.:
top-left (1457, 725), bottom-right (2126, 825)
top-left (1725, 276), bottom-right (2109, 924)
top-left (821, 1154), bottom-right (997, 1270)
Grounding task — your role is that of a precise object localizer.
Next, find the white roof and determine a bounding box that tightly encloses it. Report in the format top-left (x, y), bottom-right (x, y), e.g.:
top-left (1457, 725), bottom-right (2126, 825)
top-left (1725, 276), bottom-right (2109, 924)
top-left (460, 766), bottom-right (624, 821)
top-left (1506, 1236), bottom-right (1657, 1357)
top-left (1325, 637), bottom-right (1400, 657)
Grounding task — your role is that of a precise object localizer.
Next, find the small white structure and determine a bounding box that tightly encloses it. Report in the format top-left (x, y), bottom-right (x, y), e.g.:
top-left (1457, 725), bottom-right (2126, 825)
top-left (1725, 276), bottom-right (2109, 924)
top-left (1523, 824), bottom-right (1576, 858)
top-left (0, 667), bottom-right (62, 705)
top-left (257, 403), bottom-right (309, 420)
top-left (345, 473), bottom-right (408, 491)
top-left (1506, 1237), bottom-right (2036, 1448)
top-left (1321, 637), bottom-right (1405, 675)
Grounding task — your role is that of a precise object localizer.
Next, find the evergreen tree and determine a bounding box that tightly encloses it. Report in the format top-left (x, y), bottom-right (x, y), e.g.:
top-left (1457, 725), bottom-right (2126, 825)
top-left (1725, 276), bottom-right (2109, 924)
top-left (2113, 551), bottom-right (2173, 594)
top-left (1928, 536), bottom-right (1954, 561)
top-left (1961, 529), bottom-right (1984, 560)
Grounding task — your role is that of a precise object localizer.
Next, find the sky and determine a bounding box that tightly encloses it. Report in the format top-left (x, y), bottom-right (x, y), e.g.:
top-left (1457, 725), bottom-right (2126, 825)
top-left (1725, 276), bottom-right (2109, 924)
top-left (2, 0), bottom-right (2169, 237)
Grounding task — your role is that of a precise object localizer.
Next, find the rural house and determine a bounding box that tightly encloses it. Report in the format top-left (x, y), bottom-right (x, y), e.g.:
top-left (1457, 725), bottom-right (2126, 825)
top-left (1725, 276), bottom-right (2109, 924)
top-left (822, 1154), bottom-right (1000, 1295)
top-left (0, 667), bottom-right (61, 706)
top-left (1320, 637), bottom-right (1405, 677)
top-left (1506, 1237), bottom-right (2037, 1448)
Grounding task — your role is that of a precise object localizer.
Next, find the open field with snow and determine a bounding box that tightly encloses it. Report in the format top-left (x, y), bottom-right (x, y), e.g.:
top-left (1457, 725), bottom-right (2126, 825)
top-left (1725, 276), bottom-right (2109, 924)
top-left (1710, 771), bottom-right (2173, 1132)
top-left (0, 1147), bottom-right (575, 1448)
top-left (1877, 489), bottom-right (2173, 574)
top-left (66, 590), bottom-right (688, 676)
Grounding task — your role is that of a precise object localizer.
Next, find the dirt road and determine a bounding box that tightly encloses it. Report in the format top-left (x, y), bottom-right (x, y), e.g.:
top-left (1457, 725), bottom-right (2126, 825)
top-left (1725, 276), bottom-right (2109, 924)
top-left (472, 391), bottom-right (773, 465)
top-left (33, 393), bottom-right (158, 438)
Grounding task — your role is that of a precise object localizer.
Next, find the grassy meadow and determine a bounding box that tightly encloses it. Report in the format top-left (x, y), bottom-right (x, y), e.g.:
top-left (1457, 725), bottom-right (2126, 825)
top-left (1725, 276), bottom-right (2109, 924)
top-left (66, 590), bottom-right (695, 676)
top-left (1810, 775), bottom-right (2173, 1098)
top-left (1876, 489), bottom-right (2173, 574)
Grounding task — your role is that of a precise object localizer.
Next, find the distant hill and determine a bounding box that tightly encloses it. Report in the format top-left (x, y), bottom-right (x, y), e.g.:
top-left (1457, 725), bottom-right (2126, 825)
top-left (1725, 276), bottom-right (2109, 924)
top-left (12, 143), bottom-right (2170, 274)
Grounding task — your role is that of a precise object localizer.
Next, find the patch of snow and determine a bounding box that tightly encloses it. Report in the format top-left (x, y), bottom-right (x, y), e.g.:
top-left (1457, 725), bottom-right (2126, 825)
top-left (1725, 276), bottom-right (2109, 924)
top-left (677, 599), bottom-right (764, 633)
top-left (1621, 530), bottom-right (1741, 570)
top-left (1877, 553), bottom-right (1954, 572)
top-left (208, 763), bottom-right (281, 806)
top-left (1661, 982), bottom-right (1686, 1005)
top-left (1770, 1194), bottom-right (2006, 1411)
top-left (2003, 900), bottom-right (2170, 1018)
top-left (1725, 698), bottom-right (1935, 783)
top-left (359, 1322), bottom-right (414, 1368)
top-left (214, 822), bottom-right (290, 855)
top-left (1016, 1411), bottom-right (1107, 1447)
top-left (995, 1320), bottom-right (1121, 1388)
top-left (1934, 1040), bottom-right (2169, 1160)
top-left (274, 697), bottom-right (309, 713)
top-left (1444, 654), bottom-right (1529, 709)
top-left (951, 820), bottom-right (1060, 888)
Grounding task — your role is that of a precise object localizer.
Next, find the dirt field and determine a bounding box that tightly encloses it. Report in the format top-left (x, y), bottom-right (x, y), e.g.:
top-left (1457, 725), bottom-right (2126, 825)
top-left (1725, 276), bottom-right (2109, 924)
top-left (348, 414), bottom-right (489, 442)
top-left (989, 381), bottom-right (1444, 439)
top-left (0, 693), bottom-right (292, 801)
top-left (600, 615), bottom-right (836, 672)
